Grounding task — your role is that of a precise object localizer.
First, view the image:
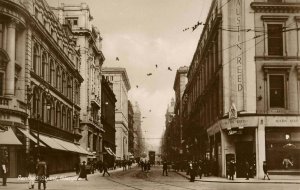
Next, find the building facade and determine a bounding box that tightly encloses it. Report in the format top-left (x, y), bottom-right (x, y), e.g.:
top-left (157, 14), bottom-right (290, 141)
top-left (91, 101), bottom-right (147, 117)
top-left (182, 0), bottom-right (300, 179)
top-left (102, 67), bottom-right (131, 160)
top-left (132, 102), bottom-right (145, 160)
top-left (0, 0), bottom-right (88, 177)
top-left (128, 100), bottom-right (134, 160)
top-left (172, 66), bottom-right (188, 161)
top-left (53, 3), bottom-right (105, 162)
top-left (162, 98), bottom-right (175, 161)
top-left (101, 76), bottom-right (116, 168)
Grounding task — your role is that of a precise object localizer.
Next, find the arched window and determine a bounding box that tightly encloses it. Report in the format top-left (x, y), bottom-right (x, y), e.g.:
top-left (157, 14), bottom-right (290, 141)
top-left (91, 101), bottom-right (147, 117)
top-left (41, 52), bottom-right (47, 79)
top-left (56, 66), bottom-right (60, 90)
top-left (50, 59), bottom-right (54, 86)
top-left (33, 45), bottom-right (39, 73)
top-left (67, 76), bottom-right (72, 99)
top-left (62, 71), bottom-right (66, 94)
top-left (41, 93), bottom-right (47, 122)
top-left (67, 110), bottom-right (71, 131)
top-left (55, 102), bottom-right (61, 128)
top-left (32, 88), bottom-right (40, 117)
top-left (62, 106), bottom-right (66, 130)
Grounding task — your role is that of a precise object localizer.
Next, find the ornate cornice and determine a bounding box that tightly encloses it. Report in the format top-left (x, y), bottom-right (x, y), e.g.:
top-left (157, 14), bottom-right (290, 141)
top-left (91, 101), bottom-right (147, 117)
top-left (251, 2), bottom-right (300, 13)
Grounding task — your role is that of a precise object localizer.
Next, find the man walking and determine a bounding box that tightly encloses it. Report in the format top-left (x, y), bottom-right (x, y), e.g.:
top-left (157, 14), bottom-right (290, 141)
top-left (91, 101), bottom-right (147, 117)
top-left (263, 161), bottom-right (270, 180)
top-left (36, 156), bottom-right (47, 190)
top-left (77, 161), bottom-right (88, 181)
top-left (1, 157), bottom-right (8, 186)
top-left (102, 162), bottom-right (110, 177)
top-left (162, 161), bottom-right (168, 176)
top-left (228, 160), bottom-right (235, 180)
top-left (27, 156), bottom-right (36, 189)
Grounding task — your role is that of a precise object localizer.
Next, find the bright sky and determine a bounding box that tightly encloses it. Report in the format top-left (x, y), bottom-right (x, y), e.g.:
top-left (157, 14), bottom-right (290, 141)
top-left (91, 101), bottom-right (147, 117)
top-left (47, 0), bottom-right (212, 151)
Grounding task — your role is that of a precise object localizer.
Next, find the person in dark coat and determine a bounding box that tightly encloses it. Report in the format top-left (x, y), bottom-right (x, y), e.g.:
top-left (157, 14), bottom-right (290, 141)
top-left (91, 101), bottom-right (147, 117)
top-left (77, 161), bottom-right (88, 181)
top-left (245, 161), bottom-right (250, 180)
top-left (27, 156), bottom-right (36, 189)
top-left (228, 160), bottom-right (235, 180)
top-left (102, 162), bottom-right (110, 177)
top-left (36, 156), bottom-right (47, 190)
top-left (197, 160), bottom-right (203, 179)
top-left (189, 162), bottom-right (196, 182)
top-left (162, 161), bottom-right (168, 176)
top-left (263, 161), bottom-right (270, 180)
top-left (1, 157), bottom-right (8, 186)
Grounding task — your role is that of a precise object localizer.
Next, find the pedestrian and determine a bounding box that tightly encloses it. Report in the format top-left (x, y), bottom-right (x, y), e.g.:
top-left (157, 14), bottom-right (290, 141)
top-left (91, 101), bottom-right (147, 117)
top-left (27, 156), bottom-right (36, 189)
top-left (228, 160), bottom-right (235, 180)
top-left (77, 161), bottom-right (88, 181)
top-left (102, 162), bottom-right (110, 177)
top-left (147, 161), bottom-right (151, 171)
top-left (197, 160), bottom-right (203, 179)
top-left (263, 161), bottom-right (270, 180)
top-left (162, 161), bottom-right (168, 176)
top-left (36, 156), bottom-right (47, 190)
top-left (189, 162), bottom-right (196, 182)
top-left (245, 161), bottom-right (250, 180)
top-left (1, 157), bottom-right (8, 186)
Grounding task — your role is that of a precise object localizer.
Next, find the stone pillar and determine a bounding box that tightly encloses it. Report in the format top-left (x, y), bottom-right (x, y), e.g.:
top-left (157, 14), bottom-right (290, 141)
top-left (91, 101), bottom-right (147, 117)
top-left (256, 117), bottom-right (266, 179)
top-left (99, 137), bottom-right (103, 161)
top-left (6, 20), bottom-right (16, 96)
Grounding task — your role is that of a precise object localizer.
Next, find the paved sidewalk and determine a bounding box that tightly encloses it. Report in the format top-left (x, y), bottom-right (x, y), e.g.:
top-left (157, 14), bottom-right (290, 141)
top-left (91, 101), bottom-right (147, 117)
top-left (176, 171), bottom-right (300, 184)
top-left (0, 165), bottom-right (128, 184)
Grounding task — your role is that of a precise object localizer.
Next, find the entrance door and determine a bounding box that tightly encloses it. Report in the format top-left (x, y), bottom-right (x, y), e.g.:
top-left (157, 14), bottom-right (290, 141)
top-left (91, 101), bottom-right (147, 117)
top-left (236, 141), bottom-right (253, 178)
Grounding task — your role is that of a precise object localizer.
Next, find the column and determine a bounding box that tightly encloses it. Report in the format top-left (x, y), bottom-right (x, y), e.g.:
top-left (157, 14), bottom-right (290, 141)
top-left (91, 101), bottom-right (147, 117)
top-left (256, 117), bottom-right (266, 179)
top-left (6, 20), bottom-right (16, 96)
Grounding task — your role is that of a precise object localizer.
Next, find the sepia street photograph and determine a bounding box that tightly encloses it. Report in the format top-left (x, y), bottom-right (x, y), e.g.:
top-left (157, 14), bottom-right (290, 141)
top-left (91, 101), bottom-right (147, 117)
top-left (0, 0), bottom-right (300, 189)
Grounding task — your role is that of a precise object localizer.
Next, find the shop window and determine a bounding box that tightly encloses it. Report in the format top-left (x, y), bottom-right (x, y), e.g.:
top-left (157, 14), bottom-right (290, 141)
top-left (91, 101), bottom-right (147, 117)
top-left (269, 75), bottom-right (285, 108)
top-left (267, 24), bottom-right (283, 56)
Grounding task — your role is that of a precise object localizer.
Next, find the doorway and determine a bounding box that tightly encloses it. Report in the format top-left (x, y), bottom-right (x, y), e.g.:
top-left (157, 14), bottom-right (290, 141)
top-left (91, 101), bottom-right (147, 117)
top-left (235, 141), bottom-right (254, 178)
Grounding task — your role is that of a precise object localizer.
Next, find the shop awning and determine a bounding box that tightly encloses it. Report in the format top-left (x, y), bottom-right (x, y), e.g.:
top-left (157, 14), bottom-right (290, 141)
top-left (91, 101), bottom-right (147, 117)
top-left (104, 146), bottom-right (116, 157)
top-left (36, 133), bottom-right (66, 151)
top-left (18, 128), bottom-right (45, 147)
top-left (76, 145), bottom-right (93, 155)
top-left (0, 127), bottom-right (22, 145)
top-left (52, 138), bottom-right (81, 153)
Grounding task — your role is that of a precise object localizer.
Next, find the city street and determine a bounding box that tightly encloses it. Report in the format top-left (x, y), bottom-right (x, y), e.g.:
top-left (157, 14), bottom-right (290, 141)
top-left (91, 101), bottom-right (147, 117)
top-left (0, 165), bottom-right (299, 190)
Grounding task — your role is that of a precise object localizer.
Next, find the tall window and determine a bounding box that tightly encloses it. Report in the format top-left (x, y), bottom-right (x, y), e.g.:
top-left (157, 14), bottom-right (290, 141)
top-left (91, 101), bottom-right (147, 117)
top-left (269, 75), bottom-right (285, 108)
top-left (62, 72), bottom-right (66, 94)
top-left (56, 67), bottom-right (60, 90)
top-left (67, 110), bottom-right (71, 131)
top-left (41, 52), bottom-right (47, 79)
top-left (268, 24), bottom-right (283, 56)
top-left (56, 103), bottom-right (61, 128)
top-left (50, 59), bottom-right (54, 86)
top-left (62, 107), bottom-right (66, 130)
top-left (33, 45), bottom-right (39, 73)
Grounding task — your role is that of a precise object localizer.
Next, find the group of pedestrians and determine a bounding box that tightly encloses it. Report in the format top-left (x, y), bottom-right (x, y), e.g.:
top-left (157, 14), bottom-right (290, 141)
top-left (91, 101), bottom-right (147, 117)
top-left (24, 156), bottom-right (48, 190)
top-left (139, 160), bottom-right (151, 172)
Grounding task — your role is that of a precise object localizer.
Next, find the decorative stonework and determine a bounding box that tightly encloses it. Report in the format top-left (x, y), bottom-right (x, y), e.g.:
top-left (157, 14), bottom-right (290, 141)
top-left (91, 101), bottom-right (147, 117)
top-left (262, 64), bottom-right (292, 81)
top-left (251, 2), bottom-right (300, 13)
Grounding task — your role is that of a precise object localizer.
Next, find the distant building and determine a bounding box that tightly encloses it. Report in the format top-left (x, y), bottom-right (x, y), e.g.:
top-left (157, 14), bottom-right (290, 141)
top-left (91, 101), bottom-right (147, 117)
top-left (162, 98), bottom-right (175, 161)
top-left (133, 102), bottom-right (144, 159)
top-left (101, 76), bottom-right (117, 167)
top-left (102, 67), bottom-right (131, 160)
top-left (172, 66), bottom-right (188, 160)
top-left (128, 100), bottom-right (134, 159)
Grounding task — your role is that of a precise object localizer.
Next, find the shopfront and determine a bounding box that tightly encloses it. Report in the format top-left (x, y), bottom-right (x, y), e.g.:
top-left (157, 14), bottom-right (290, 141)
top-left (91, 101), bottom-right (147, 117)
top-left (266, 127), bottom-right (300, 171)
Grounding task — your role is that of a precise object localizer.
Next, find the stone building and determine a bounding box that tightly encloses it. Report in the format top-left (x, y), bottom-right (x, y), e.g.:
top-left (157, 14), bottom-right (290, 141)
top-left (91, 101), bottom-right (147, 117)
top-left (102, 67), bottom-right (131, 160)
top-left (101, 76), bottom-right (116, 167)
top-left (172, 66), bottom-right (188, 160)
top-left (128, 100), bottom-right (134, 159)
top-left (132, 102), bottom-right (145, 159)
top-left (0, 0), bottom-right (88, 177)
top-left (182, 0), bottom-right (300, 178)
top-left (52, 3), bottom-right (105, 162)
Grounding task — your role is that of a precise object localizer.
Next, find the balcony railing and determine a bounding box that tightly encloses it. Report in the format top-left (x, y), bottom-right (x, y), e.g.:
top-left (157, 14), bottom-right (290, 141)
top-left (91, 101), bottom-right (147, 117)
top-left (0, 97), bottom-right (10, 106)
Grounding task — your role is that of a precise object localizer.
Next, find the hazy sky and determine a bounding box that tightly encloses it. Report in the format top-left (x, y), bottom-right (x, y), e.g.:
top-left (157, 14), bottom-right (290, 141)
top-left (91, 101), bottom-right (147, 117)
top-left (47, 0), bottom-right (211, 150)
